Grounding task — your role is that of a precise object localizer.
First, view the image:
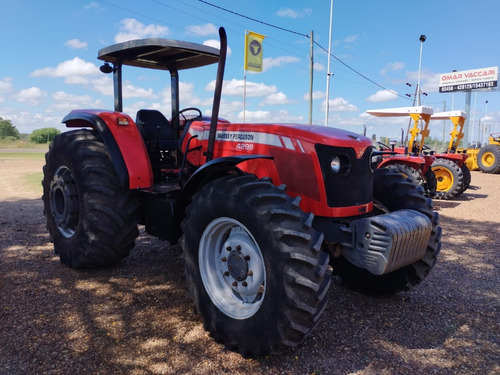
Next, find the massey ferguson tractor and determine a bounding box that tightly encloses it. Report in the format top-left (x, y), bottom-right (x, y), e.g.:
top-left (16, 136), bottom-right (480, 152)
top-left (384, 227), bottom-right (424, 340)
top-left (42, 28), bottom-right (441, 356)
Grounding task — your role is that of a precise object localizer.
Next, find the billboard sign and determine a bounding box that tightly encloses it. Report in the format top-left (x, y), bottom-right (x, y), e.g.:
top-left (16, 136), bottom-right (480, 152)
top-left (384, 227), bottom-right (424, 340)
top-left (439, 66), bottom-right (498, 92)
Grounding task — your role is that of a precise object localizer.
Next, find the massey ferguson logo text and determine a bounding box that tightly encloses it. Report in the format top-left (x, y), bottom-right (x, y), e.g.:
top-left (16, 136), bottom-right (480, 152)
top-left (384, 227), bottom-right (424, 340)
top-left (217, 132), bottom-right (255, 141)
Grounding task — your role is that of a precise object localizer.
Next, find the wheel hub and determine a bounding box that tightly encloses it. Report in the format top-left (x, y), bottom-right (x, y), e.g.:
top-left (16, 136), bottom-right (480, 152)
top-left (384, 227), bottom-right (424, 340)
top-left (227, 249), bottom-right (249, 281)
top-left (199, 218), bottom-right (266, 320)
top-left (50, 166), bottom-right (79, 238)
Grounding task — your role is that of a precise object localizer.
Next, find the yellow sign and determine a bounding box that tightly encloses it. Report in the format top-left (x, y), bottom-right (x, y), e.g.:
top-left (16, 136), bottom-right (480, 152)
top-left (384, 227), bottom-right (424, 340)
top-left (244, 31), bottom-right (265, 72)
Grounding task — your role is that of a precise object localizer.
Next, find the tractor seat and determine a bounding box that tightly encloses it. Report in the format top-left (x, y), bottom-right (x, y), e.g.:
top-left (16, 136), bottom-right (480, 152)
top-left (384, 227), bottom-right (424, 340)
top-left (136, 109), bottom-right (178, 151)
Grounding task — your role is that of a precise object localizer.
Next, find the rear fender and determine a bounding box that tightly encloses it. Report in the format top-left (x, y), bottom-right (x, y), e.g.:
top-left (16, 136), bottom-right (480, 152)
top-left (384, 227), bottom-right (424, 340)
top-left (434, 153), bottom-right (467, 165)
top-left (63, 109), bottom-right (153, 189)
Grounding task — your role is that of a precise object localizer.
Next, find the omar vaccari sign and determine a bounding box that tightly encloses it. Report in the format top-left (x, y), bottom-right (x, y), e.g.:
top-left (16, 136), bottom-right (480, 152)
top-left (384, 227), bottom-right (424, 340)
top-left (439, 66), bottom-right (498, 92)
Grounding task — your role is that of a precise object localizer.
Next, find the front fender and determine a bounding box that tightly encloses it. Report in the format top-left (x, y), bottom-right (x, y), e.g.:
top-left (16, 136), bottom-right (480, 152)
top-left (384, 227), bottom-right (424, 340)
top-left (377, 156), bottom-right (425, 169)
top-left (170, 155), bottom-right (273, 243)
top-left (63, 109), bottom-right (153, 189)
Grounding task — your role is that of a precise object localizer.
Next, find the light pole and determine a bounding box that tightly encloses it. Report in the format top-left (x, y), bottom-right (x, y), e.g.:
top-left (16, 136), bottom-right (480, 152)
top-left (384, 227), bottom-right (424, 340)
top-left (324, 0), bottom-right (334, 126)
top-left (417, 34), bottom-right (426, 106)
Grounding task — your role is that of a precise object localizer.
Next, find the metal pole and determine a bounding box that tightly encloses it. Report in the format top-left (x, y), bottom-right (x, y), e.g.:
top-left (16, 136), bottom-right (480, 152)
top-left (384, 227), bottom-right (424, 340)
top-left (324, 0), bottom-right (334, 127)
top-left (309, 30), bottom-right (314, 125)
top-left (417, 35), bottom-right (426, 106)
top-left (464, 90), bottom-right (471, 147)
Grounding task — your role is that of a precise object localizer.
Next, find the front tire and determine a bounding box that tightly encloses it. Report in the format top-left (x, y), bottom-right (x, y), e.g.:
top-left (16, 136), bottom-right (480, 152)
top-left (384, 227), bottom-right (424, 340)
top-left (181, 174), bottom-right (330, 356)
top-left (432, 158), bottom-right (465, 200)
top-left (331, 168), bottom-right (441, 295)
top-left (385, 163), bottom-right (435, 197)
top-left (42, 129), bottom-right (141, 268)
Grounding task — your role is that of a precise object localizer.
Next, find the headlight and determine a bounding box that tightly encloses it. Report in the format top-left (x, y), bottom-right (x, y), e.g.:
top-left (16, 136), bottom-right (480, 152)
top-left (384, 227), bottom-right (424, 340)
top-left (329, 154), bottom-right (350, 175)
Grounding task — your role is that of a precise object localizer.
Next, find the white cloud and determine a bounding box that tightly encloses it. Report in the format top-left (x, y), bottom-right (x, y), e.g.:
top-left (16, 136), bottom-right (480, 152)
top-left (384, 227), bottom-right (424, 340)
top-left (84, 2), bottom-right (104, 11)
top-left (261, 92), bottom-right (290, 105)
top-left (0, 78), bottom-right (14, 92)
top-left (238, 109), bottom-right (303, 123)
top-left (381, 61), bottom-right (405, 76)
top-left (303, 90), bottom-right (324, 101)
top-left (238, 110), bottom-right (270, 122)
top-left (276, 7), bottom-right (312, 18)
top-left (64, 39), bottom-right (88, 49)
top-left (262, 56), bottom-right (300, 71)
top-left (366, 89), bottom-right (398, 102)
top-left (314, 62), bottom-right (326, 72)
top-left (122, 82), bottom-right (156, 99)
top-left (114, 18), bottom-right (170, 43)
top-left (90, 75), bottom-right (156, 99)
top-left (203, 39), bottom-right (232, 56)
top-left (15, 87), bottom-right (46, 106)
top-left (323, 97), bottom-right (358, 112)
top-left (31, 57), bottom-right (100, 84)
top-left (47, 91), bottom-right (102, 112)
top-left (344, 35), bottom-right (358, 43)
top-left (206, 79), bottom-right (277, 97)
top-left (91, 76), bottom-right (113, 96)
top-left (2, 110), bottom-right (63, 134)
top-left (186, 23), bottom-right (218, 36)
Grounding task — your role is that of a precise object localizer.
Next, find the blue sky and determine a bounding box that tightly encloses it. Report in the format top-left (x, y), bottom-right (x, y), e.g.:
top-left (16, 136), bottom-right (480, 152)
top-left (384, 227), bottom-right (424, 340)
top-left (1, 0), bottom-right (499, 143)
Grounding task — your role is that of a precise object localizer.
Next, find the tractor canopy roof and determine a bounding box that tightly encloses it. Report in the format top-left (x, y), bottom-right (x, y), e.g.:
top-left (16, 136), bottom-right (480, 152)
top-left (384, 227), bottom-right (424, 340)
top-left (97, 38), bottom-right (219, 71)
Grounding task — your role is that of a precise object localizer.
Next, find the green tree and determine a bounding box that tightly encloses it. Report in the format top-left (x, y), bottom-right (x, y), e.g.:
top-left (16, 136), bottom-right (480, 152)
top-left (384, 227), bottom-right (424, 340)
top-left (29, 127), bottom-right (61, 144)
top-left (0, 117), bottom-right (20, 139)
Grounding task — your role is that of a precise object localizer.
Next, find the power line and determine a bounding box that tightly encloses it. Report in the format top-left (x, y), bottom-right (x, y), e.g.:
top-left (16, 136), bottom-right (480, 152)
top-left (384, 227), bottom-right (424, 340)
top-left (197, 0), bottom-right (411, 101)
top-left (197, 0), bottom-right (308, 37)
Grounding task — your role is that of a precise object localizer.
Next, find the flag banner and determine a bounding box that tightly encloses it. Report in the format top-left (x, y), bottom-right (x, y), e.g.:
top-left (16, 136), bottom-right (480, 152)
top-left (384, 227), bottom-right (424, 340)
top-left (244, 31), bottom-right (265, 72)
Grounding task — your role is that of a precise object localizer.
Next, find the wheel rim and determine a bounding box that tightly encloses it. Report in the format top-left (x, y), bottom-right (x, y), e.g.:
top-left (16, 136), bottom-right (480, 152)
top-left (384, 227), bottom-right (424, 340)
top-left (199, 217), bottom-right (266, 320)
top-left (481, 152), bottom-right (495, 167)
top-left (49, 166), bottom-right (79, 238)
top-left (433, 167), bottom-right (453, 191)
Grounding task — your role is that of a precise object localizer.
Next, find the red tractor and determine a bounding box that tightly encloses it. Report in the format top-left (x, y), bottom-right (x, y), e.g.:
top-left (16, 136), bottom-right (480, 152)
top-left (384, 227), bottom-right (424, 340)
top-left (42, 28), bottom-right (441, 356)
top-left (367, 106), bottom-right (437, 197)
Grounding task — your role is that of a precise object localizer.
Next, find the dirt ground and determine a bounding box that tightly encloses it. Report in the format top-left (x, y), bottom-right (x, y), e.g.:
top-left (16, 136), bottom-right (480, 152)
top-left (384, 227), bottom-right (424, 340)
top-left (0, 156), bottom-right (498, 375)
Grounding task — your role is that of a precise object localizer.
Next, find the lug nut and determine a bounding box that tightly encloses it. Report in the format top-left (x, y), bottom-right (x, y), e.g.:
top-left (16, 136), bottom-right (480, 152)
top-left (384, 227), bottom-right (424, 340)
top-left (242, 281), bottom-right (248, 287)
top-left (236, 245), bottom-right (241, 250)
top-left (232, 281), bottom-right (238, 287)
top-left (244, 255), bottom-right (250, 261)
top-left (247, 270), bottom-right (253, 276)
top-left (221, 257), bottom-right (227, 262)
top-left (223, 271), bottom-right (229, 277)
top-left (226, 246), bottom-right (232, 251)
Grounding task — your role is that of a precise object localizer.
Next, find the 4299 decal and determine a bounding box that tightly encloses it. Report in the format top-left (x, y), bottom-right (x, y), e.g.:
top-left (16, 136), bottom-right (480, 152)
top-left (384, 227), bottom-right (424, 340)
top-left (236, 143), bottom-right (254, 150)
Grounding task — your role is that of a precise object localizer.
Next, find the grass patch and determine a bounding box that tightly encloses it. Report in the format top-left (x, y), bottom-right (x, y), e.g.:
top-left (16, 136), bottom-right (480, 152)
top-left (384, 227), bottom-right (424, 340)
top-left (0, 152), bottom-right (46, 159)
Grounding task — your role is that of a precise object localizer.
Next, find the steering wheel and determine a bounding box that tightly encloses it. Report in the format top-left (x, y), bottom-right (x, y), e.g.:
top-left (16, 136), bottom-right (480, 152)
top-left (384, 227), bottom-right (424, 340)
top-left (170, 107), bottom-right (202, 130)
top-left (376, 141), bottom-right (391, 151)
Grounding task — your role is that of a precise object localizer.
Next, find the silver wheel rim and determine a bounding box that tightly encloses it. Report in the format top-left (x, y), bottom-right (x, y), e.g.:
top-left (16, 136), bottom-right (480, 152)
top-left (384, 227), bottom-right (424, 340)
top-left (50, 166), bottom-right (79, 238)
top-left (199, 217), bottom-right (266, 319)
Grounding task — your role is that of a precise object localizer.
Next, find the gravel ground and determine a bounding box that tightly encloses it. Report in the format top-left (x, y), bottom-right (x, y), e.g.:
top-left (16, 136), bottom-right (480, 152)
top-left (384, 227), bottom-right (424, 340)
top-left (0, 157), bottom-right (499, 375)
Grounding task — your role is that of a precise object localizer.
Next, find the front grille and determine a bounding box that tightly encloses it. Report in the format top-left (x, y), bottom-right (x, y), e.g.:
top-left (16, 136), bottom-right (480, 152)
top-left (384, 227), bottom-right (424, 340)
top-left (315, 144), bottom-right (373, 207)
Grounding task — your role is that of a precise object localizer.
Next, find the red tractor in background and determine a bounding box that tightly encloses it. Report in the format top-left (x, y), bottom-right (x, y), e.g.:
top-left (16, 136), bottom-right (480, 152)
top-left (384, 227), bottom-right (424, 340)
top-left (42, 28), bottom-right (441, 356)
top-left (368, 107), bottom-right (471, 200)
top-left (428, 110), bottom-right (471, 199)
top-left (367, 106), bottom-right (437, 197)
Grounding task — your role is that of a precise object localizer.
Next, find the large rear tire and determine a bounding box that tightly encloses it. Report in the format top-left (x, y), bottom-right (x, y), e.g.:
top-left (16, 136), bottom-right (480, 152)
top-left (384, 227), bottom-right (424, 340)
top-left (432, 158), bottom-right (465, 200)
top-left (181, 174), bottom-right (330, 356)
top-left (331, 168), bottom-right (441, 296)
top-left (477, 144), bottom-right (500, 173)
top-left (42, 129), bottom-right (141, 268)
